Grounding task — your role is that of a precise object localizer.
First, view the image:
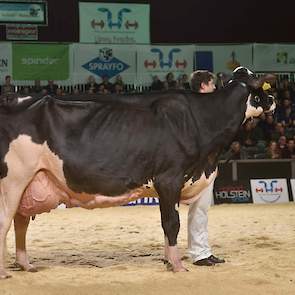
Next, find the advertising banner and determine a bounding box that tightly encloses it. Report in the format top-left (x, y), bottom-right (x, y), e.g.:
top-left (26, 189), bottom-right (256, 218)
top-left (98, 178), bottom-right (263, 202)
top-left (289, 179), bottom-right (295, 202)
top-left (194, 44), bottom-right (253, 74)
top-left (72, 43), bottom-right (136, 84)
top-left (250, 179), bottom-right (290, 204)
top-left (79, 2), bottom-right (150, 44)
top-left (213, 180), bottom-right (252, 204)
top-left (137, 45), bottom-right (195, 86)
top-left (125, 197), bottom-right (159, 206)
top-left (253, 43), bottom-right (295, 72)
top-left (0, 42), bottom-right (12, 83)
top-left (0, 1), bottom-right (47, 25)
top-left (12, 44), bottom-right (69, 80)
top-left (6, 24), bottom-right (38, 40)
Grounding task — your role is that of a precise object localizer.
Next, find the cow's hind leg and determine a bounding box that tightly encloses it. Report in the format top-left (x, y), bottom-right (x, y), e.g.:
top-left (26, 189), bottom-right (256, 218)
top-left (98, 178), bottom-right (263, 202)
top-left (155, 176), bottom-right (187, 272)
top-left (0, 181), bottom-right (32, 278)
top-left (14, 213), bottom-right (37, 272)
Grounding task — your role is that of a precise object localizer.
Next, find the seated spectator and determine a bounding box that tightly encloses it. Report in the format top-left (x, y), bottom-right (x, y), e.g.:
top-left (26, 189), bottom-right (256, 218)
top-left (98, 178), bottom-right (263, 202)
top-left (237, 119), bottom-right (263, 147)
top-left (97, 84), bottom-right (108, 94)
top-left (56, 87), bottom-right (65, 96)
top-left (85, 75), bottom-right (98, 93)
top-left (271, 122), bottom-right (286, 141)
top-left (30, 80), bottom-right (43, 94)
top-left (266, 141), bottom-right (281, 159)
top-left (113, 83), bottom-right (124, 94)
top-left (19, 86), bottom-right (30, 95)
top-left (1, 75), bottom-right (15, 94)
top-left (277, 135), bottom-right (289, 158)
top-left (113, 75), bottom-right (125, 89)
top-left (163, 72), bottom-right (177, 89)
top-left (258, 114), bottom-right (276, 142)
top-left (283, 139), bottom-right (295, 159)
top-left (177, 73), bottom-right (190, 90)
top-left (72, 87), bottom-right (80, 95)
top-left (98, 75), bottom-right (113, 93)
top-left (276, 98), bottom-right (295, 126)
top-left (45, 80), bottom-right (58, 95)
top-left (222, 141), bottom-right (248, 160)
top-left (151, 75), bottom-right (164, 91)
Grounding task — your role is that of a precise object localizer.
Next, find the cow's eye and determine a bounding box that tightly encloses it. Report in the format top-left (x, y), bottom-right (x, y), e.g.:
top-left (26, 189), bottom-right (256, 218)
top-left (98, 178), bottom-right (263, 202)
top-left (254, 96), bottom-right (260, 103)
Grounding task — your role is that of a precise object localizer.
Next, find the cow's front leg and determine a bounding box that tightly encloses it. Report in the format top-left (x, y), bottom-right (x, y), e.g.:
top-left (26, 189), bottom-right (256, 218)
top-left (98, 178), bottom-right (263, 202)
top-left (155, 176), bottom-right (187, 272)
top-left (14, 213), bottom-right (37, 272)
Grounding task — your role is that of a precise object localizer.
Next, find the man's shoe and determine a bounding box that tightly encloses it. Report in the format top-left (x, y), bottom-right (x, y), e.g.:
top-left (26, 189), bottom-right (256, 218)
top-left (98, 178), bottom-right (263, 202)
top-left (208, 255), bottom-right (225, 264)
top-left (193, 257), bottom-right (215, 266)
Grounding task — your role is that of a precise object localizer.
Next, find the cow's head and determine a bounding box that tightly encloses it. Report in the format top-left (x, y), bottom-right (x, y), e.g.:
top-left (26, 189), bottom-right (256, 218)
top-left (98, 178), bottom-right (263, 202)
top-left (231, 66), bottom-right (276, 120)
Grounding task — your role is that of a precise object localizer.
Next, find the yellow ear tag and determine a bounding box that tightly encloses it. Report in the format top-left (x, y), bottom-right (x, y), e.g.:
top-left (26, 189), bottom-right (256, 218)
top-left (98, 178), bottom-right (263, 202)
top-left (262, 82), bottom-right (271, 91)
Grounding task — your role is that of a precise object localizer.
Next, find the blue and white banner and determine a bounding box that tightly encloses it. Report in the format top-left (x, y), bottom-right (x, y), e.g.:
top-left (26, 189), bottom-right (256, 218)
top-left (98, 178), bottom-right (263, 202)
top-left (194, 44), bottom-right (253, 73)
top-left (72, 43), bottom-right (136, 84)
top-left (136, 45), bottom-right (195, 86)
top-left (79, 2), bottom-right (150, 44)
top-left (253, 43), bottom-right (295, 72)
top-left (250, 179), bottom-right (289, 204)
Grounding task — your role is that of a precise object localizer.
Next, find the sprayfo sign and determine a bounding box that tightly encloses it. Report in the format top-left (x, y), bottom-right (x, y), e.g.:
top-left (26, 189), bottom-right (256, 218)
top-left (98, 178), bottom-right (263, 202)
top-left (250, 179), bottom-right (289, 204)
top-left (73, 44), bottom-right (136, 84)
top-left (79, 2), bottom-right (150, 44)
top-left (12, 44), bottom-right (69, 80)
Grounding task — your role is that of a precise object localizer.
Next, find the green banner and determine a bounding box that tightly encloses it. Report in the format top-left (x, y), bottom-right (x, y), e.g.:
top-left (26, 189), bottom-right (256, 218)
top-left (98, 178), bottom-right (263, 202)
top-left (12, 44), bottom-right (69, 80)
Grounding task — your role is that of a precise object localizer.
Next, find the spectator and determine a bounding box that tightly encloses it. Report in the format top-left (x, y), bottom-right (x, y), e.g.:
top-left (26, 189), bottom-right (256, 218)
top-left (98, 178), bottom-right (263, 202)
top-left (113, 83), bottom-right (124, 94)
top-left (164, 72), bottom-right (177, 89)
top-left (150, 75), bottom-right (164, 91)
top-left (30, 80), bottom-right (43, 94)
top-left (258, 114), bottom-right (276, 142)
top-left (85, 75), bottom-right (98, 94)
top-left (283, 139), bottom-right (295, 159)
top-left (266, 140), bottom-right (281, 159)
top-left (1, 75), bottom-right (15, 94)
top-left (113, 75), bottom-right (125, 91)
top-left (277, 135), bottom-right (289, 158)
top-left (97, 84), bottom-right (108, 94)
top-left (276, 98), bottom-right (295, 127)
top-left (223, 141), bottom-right (248, 160)
top-left (44, 80), bottom-right (58, 95)
top-left (271, 122), bottom-right (286, 141)
top-left (98, 75), bottom-right (113, 93)
top-left (177, 73), bottom-right (190, 90)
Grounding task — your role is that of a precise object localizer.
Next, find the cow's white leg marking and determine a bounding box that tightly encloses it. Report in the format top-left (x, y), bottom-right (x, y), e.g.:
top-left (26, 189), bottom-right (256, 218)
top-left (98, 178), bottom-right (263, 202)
top-left (14, 213), bottom-right (37, 272)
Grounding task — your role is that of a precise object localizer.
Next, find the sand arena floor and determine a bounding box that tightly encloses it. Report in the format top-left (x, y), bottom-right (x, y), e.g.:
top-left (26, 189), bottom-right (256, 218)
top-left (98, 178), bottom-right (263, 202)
top-left (1, 203), bottom-right (295, 295)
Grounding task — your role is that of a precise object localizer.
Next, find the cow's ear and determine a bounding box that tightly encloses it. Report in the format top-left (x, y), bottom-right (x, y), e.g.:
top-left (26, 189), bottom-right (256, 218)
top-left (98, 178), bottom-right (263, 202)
top-left (253, 74), bottom-right (277, 89)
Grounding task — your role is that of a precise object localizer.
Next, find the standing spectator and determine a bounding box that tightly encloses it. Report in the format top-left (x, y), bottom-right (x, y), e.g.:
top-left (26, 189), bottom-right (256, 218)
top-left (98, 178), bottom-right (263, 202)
top-left (1, 75), bottom-right (15, 94)
top-left (151, 75), bottom-right (164, 91)
top-left (187, 70), bottom-right (225, 266)
top-left (85, 75), bottom-right (98, 94)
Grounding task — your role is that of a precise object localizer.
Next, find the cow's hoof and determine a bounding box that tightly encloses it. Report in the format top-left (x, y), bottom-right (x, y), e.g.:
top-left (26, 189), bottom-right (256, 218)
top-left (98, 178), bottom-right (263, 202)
top-left (14, 262), bottom-right (38, 272)
top-left (0, 272), bottom-right (12, 279)
top-left (166, 262), bottom-right (188, 272)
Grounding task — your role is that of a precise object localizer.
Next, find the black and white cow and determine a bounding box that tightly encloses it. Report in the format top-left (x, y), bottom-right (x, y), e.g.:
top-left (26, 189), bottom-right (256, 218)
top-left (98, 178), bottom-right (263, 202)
top-left (0, 67), bottom-right (275, 278)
